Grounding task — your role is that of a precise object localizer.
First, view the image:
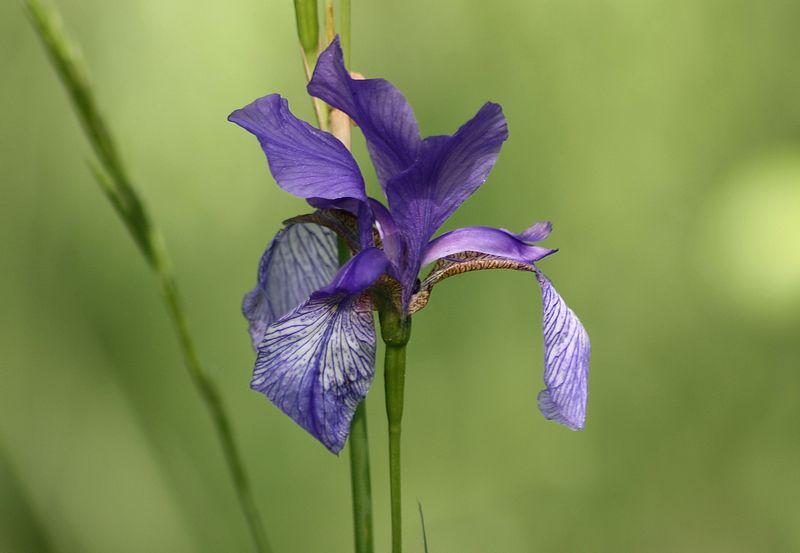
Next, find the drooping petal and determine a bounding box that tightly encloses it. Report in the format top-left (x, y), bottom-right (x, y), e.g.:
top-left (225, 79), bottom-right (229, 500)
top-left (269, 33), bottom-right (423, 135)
top-left (251, 248), bottom-right (389, 453)
top-left (308, 37), bottom-right (421, 187)
top-left (252, 293), bottom-right (376, 453)
top-left (229, 94), bottom-right (366, 200)
top-left (536, 271), bottom-right (590, 430)
top-left (421, 226), bottom-right (555, 267)
top-left (242, 223), bottom-right (338, 348)
top-left (386, 103), bottom-right (509, 292)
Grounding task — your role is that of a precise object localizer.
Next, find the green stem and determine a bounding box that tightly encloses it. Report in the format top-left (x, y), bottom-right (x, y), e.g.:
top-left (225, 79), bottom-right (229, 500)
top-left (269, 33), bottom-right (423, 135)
top-left (25, 3), bottom-right (271, 552)
top-left (340, 0), bottom-right (351, 67)
top-left (379, 309), bottom-right (412, 553)
top-left (348, 402), bottom-right (374, 553)
top-left (338, 232), bottom-right (375, 553)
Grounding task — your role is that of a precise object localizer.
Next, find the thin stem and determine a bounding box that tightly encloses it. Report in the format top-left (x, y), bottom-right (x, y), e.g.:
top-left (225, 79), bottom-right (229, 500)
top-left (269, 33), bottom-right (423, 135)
top-left (418, 501), bottom-right (430, 553)
top-left (348, 403), bottom-right (374, 553)
top-left (25, 2), bottom-right (271, 552)
top-left (380, 309), bottom-right (412, 553)
top-left (385, 345), bottom-right (405, 553)
top-left (324, 0), bottom-right (335, 44)
top-left (292, 0), bottom-right (325, 128)
top-left (298, 44), bottom-right (328, 130)
top-left (337, 233), bottom-right (375, 553)
top-left (340, 0), bottom-right (351, 67)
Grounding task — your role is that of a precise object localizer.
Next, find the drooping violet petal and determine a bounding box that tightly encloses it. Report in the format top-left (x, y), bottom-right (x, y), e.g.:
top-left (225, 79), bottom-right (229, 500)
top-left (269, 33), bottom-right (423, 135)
top-left (519, 221), bottom-right (553, 242)
top-left (386, 102), bottom-right (508, 293)
top-left (229, 94), bottom-right (366, 200)
top-left (535, 271), bottom-right (590, 430)
top-left (251, 247), bottom-right (388, 453)
top-left (421, 226), bottom-right (555, 267)
top-left (308, 37), bottom-right (421, 187)
top-left (243, 223), bottom-right (338, 348)
top-left (252, 293), bottom-right (376, 453)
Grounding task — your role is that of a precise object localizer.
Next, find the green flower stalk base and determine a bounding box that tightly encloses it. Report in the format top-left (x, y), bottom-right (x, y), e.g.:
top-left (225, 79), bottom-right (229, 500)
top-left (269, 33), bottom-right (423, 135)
top-left (380, 308), bottom-right (412, 553)
top-left (348, 403), bottom-right (374, 553)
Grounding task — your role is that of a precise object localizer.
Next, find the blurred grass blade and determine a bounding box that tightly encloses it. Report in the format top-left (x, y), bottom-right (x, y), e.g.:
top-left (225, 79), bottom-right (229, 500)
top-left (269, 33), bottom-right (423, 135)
top-left (24, 2), bottom-right (272, 552)
top-left (293, 0), bottom-right (319, 58)
top-left (25, 0), bottom-right (154, 264)
top-left (418, 500), bottom-right (430, 553)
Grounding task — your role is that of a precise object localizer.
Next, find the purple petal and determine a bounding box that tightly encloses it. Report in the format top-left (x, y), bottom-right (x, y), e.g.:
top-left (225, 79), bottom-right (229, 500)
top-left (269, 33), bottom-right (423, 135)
top-left (519, 221), bottom-right (553, 242)
top-left (536, 271), bottom-right (590, 430)
top-left (229, 94), bottom-right (366, 200)
top-left (252, 293), bottom-right (376, 453)
top-left (251, 248), bottom-right (388, 453)
top-left (421, 226), bottom-right (555, 267)
top-left (368, 198), bottom-right (404, 268)
top-left (242, 223), bottom-right (338, 348)
top-left (308, 37), bottom-right (421, 187)
top-left (308, 196), bottom-right (377, 250)
top-left (315, 247), bottom-right (390, 297)
top-left (386, 102), bottom-right (508, 289)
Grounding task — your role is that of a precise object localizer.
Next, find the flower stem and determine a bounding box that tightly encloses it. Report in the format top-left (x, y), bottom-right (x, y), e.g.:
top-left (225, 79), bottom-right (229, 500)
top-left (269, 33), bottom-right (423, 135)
top-left (379, 308), bottom-right (412, 553)
top-left (24, 2), bottom-right (271, 551)
top-left (324, 0), bottom-right (335, 44)
top-left (348, 402), bottom-right (374, 553)
top-left (337, 234), bottom-right (375, 553)
top-left (340, 0), bottom-right (351, 67)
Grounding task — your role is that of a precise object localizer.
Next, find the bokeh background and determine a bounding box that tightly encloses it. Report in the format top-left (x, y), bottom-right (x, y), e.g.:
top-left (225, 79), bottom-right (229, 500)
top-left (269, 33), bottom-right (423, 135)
top-left (2, 0), bottom-right (800, 551)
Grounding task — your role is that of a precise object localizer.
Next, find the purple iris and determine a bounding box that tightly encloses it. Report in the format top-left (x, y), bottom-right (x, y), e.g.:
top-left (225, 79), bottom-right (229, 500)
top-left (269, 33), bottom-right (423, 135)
top-left (230, 38), bottom-right (590, 453)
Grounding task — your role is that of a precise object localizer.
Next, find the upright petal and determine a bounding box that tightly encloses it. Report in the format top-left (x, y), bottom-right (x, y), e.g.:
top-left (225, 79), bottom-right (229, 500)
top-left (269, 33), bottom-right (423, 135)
top-left (422, 226), bottom-right (555, 267)
top-left (229, 94), bottom-right (366, 200)
top-left (251, 248), bottom-right (390, 453)
top-left (243, 223), bottom-right (338, 348)
top-left (386, 103), bottom-right (508, 292)
top-left (536, 271), bottom-right (590, 430)
top-left (308, 37), bottom-right (421, 187)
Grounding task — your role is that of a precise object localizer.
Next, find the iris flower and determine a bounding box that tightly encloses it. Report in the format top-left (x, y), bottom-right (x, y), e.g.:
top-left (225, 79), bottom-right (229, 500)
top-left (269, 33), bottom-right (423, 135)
top-left (230, 38), bottom-right (590, 453)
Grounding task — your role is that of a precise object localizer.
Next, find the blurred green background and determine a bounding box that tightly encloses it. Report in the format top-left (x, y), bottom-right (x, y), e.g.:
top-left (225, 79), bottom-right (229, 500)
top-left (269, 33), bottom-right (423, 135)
top-left (2, 0), bottom-right (800, 551)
